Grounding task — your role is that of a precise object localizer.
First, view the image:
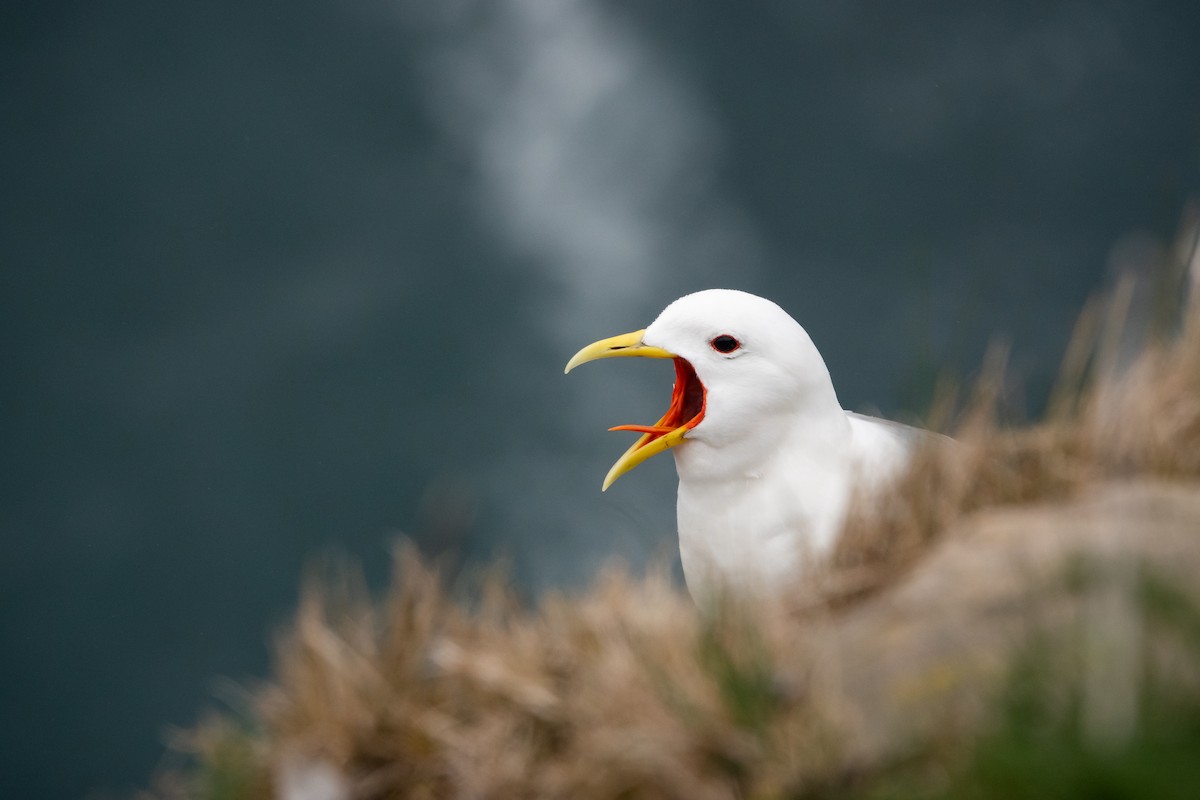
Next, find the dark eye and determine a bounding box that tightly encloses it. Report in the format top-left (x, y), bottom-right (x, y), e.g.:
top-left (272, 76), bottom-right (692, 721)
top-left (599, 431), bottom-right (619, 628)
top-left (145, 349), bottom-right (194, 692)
top-left (710, 334), bottom-right (741, 354)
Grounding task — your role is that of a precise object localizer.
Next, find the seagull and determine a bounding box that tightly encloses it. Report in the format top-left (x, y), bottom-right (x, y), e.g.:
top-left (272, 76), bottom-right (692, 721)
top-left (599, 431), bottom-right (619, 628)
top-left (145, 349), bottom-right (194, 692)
top-left (565, 289), bottom-right (933, 600)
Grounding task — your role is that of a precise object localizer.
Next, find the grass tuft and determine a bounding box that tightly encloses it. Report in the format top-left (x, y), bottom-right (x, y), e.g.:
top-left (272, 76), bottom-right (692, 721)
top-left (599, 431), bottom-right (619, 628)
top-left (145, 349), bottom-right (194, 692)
top-left (143, 215), bottom-right (1200, 799)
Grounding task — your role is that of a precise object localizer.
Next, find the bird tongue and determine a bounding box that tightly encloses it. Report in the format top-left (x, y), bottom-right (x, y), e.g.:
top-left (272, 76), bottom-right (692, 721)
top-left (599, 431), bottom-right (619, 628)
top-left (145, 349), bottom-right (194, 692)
top-left (610, 358), bottom-right (706, 444)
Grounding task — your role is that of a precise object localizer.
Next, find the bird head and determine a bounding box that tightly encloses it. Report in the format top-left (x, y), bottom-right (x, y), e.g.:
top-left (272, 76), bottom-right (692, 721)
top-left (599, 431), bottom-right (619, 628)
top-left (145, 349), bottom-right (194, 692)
top-left (565, 289), bottom-right (838, 489)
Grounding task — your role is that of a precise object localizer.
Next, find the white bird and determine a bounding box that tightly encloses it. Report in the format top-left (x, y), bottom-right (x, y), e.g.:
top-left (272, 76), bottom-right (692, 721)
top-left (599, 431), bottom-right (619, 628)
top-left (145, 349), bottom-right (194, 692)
top-left (565, 289), bottom-right (934, 601)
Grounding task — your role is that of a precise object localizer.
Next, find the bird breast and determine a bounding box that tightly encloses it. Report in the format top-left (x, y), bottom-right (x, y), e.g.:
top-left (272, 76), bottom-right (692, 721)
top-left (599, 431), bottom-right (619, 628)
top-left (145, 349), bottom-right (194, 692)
top-left (671, 429), bottom-right (854, 600)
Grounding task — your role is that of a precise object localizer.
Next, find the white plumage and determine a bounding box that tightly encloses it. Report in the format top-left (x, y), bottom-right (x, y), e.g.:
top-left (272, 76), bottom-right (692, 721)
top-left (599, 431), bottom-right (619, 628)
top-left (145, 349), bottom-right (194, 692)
top-left (567, 289), bottom-right (931, 600)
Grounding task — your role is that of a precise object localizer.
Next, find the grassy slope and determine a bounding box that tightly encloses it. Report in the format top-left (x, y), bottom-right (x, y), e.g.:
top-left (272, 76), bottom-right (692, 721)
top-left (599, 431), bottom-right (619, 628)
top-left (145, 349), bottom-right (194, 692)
top-left (143, 226), bottom-right (1200, 800)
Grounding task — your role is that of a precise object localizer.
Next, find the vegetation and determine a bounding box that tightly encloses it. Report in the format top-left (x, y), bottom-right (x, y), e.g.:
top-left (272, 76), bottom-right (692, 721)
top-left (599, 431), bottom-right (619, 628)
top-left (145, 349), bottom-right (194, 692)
top-left (142, 220), bottom-right (1200, 799)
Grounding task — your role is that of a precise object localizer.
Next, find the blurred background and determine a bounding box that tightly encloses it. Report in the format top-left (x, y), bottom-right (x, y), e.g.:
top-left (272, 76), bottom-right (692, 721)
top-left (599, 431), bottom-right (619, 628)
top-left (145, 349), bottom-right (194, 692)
top-left (2, 1), bottom-right (1198, 796)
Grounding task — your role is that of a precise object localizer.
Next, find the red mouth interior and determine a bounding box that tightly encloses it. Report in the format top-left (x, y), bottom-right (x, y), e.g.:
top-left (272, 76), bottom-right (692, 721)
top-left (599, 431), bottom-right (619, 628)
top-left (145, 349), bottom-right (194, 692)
top-left (609, 357), bottom-right (707, 447)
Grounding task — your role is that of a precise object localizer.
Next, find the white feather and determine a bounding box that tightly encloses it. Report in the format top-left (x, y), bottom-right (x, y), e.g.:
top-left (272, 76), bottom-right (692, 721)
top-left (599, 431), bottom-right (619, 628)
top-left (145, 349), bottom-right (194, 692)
top-left (639, 289), bottom-right (935, 600)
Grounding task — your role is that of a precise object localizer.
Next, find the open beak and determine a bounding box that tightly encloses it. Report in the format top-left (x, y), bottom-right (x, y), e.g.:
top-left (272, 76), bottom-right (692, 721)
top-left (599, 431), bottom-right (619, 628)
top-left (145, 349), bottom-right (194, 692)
top-left (565, 329), bottom-right (707, 490)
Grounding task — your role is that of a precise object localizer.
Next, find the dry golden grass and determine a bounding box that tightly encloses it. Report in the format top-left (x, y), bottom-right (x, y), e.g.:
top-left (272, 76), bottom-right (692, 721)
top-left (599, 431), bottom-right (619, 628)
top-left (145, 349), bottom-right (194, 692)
top-left (145, 217), bottom-right (1200, 800)
top-left (833, 226), bottom-right (1200, 604)
top-left (248, 554), bottom-right (852, 799)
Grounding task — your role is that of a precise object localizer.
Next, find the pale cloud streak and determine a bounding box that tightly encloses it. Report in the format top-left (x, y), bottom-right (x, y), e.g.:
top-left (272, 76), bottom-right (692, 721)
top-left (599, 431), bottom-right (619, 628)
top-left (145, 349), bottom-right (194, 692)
top-left (401, 0), bottom-right (766, 585)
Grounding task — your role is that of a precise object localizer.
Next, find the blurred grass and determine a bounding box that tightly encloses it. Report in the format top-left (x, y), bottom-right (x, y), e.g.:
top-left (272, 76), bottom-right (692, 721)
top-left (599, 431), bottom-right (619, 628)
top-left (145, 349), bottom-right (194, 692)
top-left (152, 559), bottom-right (1200, 800)
top-left (141, 212), bottom-right (1200, 799)
top-left (861, 567), bottom-right (1200, 800)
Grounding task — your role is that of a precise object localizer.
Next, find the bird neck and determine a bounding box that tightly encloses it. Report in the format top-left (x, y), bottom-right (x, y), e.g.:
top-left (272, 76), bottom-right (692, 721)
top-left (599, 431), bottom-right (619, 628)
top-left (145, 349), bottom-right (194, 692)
top-left (673, 400), bottom-right (851, 484)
